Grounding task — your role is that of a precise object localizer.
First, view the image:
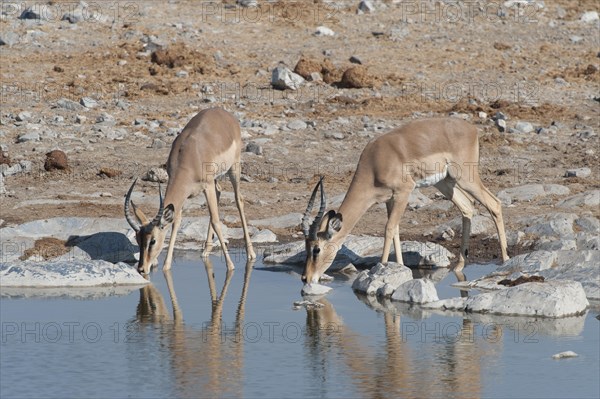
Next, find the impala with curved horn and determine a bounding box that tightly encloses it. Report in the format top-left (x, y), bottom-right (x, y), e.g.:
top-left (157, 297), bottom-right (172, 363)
top-left (124, 107), bottom-right (256, 274)
top-left (301, 118), bottom-right (509, 286)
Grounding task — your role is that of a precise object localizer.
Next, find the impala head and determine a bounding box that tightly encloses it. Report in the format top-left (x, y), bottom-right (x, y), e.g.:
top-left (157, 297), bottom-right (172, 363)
top-left (124, 178), bottom-right (175, 274)
top-left (301, 177), bottom-right (344, 285)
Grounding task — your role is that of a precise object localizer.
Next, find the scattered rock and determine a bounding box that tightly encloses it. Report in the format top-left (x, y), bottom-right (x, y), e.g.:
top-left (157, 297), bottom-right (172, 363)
top-left (391, 278), bottom-right (439, 303)
top-left (79, 97), bottom-right (98, 108)
top-left (552, 351), bottom-right (578, 360)
top-left (580, 11), bottom-right (599, 23)
top-left (565, 168), bottom-right (591, 178)
top-left (324, 131), bottom-right (345, 140)
top-left (514, 121), bottom-right (534, 133)
top-left (150, 139), bottom-right (166, 149)
top-left (557, 191), bottom-right (600, 208)
top-left (17, 133), bottom-right (40, 143)
top-left (496, 119), bottom-right (506, 132)
top-left (143, 167), bottom-right (169, 183)
top-left (245, 142), bottom-right (263, 155)
top-left (251, 213), bottom-right (302, 229)
top-left (301, 283), bottom-right (332, 296)
top-left (44, 150), bottom-right (69, 172)
top-left (0, 32), bottom-right (19, 47)
top-left (252, 229), bottom-right (277, 243)
top-left (314, 26), bottom-right (335, 36)
top-left (19, 7), bottom-right (41, 20)
top-left (287, 120), bottom-right (307, 130)
top-left (98, 167), bottom-right (122, 178)
top-left (357, 0), bottom-right (375, 14)
top-left (56, 98), bottom-right (83, 111)
top-left (16, 111), bottom-right (31, 122)
top-left (271, 64), bottom-right (304, 90)
top-left (497, 184), bottom-right (570, 205)
top-left (340, 66), bottom-right (373, 88)
top-left (349, 55), bottom-right (362, 64)
top-left (352, 262), bottom-right (413, 297)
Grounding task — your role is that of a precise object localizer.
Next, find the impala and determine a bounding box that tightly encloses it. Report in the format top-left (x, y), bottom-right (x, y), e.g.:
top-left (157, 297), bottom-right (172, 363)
top-left (301, 117), bottom-right (509, 285)
top-left (124, 107), bottom-right (256, 273)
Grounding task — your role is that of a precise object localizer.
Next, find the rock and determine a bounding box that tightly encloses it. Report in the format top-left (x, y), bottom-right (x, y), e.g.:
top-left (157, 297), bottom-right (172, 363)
top-left (314, 26), bottom-right (335, 36)
top-left (1, 160), bottom-right (32, 177)
top-left (79, 97), bottom-right (98, 108)
top-left (293, 300), bottom-right (324, 310)
top-left (143, 167), bottom-right (168, 183)
top-left (75, 115), bottom-right (87, 124)
top-left (565, 167), bottom-right (591, 178)
top-left (178, 217), bottom-right (228, 243)
top-left (56, 98), bottom-right (83, 111)
top-left (464, 281), bottom-right (589, 317)
top-left (407, 189), bottom-right (432, 209)
top-left (391, 279), bottom-right (439, 303)
top-left (19, 7), bottom-right (41, 20)
top-left (340, 66), bottom-right (372, 88)
top-left (287, 120), bottom-right (307, 130)
top-left (580, 11), bottom-right (599, 23)
top-left (575, 216), bottom-right (600, 233)
top-left (570, 36), bottom-right (583, 44)
top-left (557, 191), bottom-right (600, 208)
top-left (250, 213), bottom-right (302, 229)
top-left (552, 351), bottom-right (578, 360)
top-left (252, 229), bottom-right (277, 243)
top-left (324, 131), bottom-right (345, 140)
top-left (271, 65), bottom-right (304, 90)
top-left (0, 32), bottom-right (19, 47)
top-left (175, 70), bottom-right (188, 78)
top-left (357, 0), bottom-right (375, 14)
top-left (0, 260), bottom-right (148, 287)
top-left (96, 112), bottom-right (115, 125)
top-left (497, 184), bottom-right (570, 205)
top-left (65, 232), bottom-right (138, 263)
top-left (98, 167), bottom-right (122, 178)
top-left (245, 142), bottom-right (263, 155)
top-left (44, 150), bottom-right (69, 171)
top-left (521, 213), bottom-right (578, 237)
top-left (151, 139), bottom-right (166, 149)
top-left (352, 262), bottom-right (413, 296)
top-left (301, 283), bottom-right (332, 296)
top-left (514, 121), bottom-right (534, 133)
top-left (16, 111), bottom-right (31, 122)
top-left (17, 133), bottom-right (40, 143)
top-left (349, 55), bottom-right (362, 64)
top-left (496, 118), bottom-right (506, 132)
top-left (237, 0), bottom-right (258, 7)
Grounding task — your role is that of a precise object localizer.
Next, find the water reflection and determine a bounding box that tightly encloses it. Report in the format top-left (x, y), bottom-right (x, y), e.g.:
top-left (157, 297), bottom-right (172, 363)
top-left (132, 258), bottom-right (254, 398)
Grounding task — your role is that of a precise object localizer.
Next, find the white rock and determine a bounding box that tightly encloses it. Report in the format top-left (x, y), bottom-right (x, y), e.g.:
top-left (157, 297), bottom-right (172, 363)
top-left (301, 283), bottom-right (332, 296)
top-left (251, 229), bottom-right (277, 243)
top-left (464, 280), bottom-right (588, 318)
top-left (351, 262), bottom-right (413, 296)
top-left (271, 65), bottom-right (304, 90)
top-left (497, 184), bottom-right (570, 205)
top-left (552, 351), bottom-right (578, 359)
top-left (287, 120), bottom-right (308, 130)
top-left (143, 167), bottom-right (169, 183)
top-left (557, 190), bottom-right (600, 208)
top-left (521, 213), bottom-right (578, 237)
top-left (0, 260), bottom-right (148, 287)
top-left (250, 213), bottom-right (302, 229)
top-left (515, 121), bottom-right (534, 133)
top-left (391, 278), bottom-right (439, 303)
top-left (565, 167), bottom-right (592, 178)
top-left (314, 26), bottom-right (335, 36)
top-left (357, 0), bottom-right (375, 14)
top-left (580, 11), bottom-right (599, 23)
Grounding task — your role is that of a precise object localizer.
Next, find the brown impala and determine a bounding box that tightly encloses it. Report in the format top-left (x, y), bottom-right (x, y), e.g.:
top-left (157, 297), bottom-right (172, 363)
top-left (301, 118), bottom-right (509, 286)
top-left (124, 107), bottom-right (256, 274)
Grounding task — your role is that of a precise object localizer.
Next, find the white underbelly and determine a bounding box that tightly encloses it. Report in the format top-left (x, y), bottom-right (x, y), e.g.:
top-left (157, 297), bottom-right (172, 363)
top-left (414, 164), bottom-right (448, 188)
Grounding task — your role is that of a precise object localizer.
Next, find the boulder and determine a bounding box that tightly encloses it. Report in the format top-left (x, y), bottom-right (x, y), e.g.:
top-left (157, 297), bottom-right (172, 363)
top-left (271, 65), bottom-right (304, 90)
top-left (351, 262), bottom-right (413, 297)
top-left (391, 278), bottom-right (439, 303)
top-left (557, 191), bottom-right (600, 208)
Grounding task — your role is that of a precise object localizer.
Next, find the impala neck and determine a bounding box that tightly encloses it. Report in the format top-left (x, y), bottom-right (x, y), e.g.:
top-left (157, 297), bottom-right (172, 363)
top-left (335, 172), bottom-right (376, 243)
top-left (162, 176), bottom-right (188, 218)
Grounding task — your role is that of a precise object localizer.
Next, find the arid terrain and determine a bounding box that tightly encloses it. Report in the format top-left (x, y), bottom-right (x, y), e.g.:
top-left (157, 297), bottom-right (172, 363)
top-left (1, 0), bottom-right (598, 263)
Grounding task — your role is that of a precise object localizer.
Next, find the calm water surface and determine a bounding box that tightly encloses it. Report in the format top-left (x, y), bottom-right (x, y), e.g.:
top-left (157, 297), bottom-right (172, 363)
top-left (1, 252), bottom-right (599, 399)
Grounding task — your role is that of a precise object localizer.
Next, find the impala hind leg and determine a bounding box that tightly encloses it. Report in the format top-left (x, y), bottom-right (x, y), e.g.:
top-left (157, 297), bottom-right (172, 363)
top-left (228, 168), bottom-right (256, 260)
top-left (458, 176), bottom-right (509, 263)
top-left (204, 182), bottom-right (234, 270)
top-left (381, 190), bottom-right (410, 265)
top-left (385, 199), bottom-right (403, 264)
top-left (435, 179), bottom-right (474, 271)
top-left (203, 181), bottom-right (221, 256)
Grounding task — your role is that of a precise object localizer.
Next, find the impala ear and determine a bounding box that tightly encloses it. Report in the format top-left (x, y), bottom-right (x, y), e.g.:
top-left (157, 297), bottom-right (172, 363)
top-left (325, 212), bottom-right (343, 239)
top-left (161, 204), bottom-right (175, 227)
top-left (131, 201), bottom-right (149, 225)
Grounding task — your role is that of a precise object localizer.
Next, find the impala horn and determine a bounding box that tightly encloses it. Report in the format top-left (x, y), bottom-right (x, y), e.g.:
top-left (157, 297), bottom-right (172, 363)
top-left (124, 178), bottom-right (141, 232)
top-left (301, 176), bottom-right (326, 239)
top-left (151, 183), bottom-right (164, 227)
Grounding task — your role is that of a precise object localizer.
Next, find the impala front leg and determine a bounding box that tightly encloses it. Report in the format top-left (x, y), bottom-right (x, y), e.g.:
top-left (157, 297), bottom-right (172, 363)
top-left (163, 208), bottom-right (183, 271)
top-left (381, 191), bottom-right (410, 265)
top-left (204, 183), bottom-right (235, 270)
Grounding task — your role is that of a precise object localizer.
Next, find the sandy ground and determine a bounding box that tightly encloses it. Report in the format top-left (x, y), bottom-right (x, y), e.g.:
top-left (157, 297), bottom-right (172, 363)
top-left (1, 0), bottom-right (598, 263)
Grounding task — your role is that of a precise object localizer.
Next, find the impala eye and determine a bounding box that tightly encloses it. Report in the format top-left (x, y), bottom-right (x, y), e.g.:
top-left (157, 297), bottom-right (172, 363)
top-left (150, 238), bottom-right (156, 246)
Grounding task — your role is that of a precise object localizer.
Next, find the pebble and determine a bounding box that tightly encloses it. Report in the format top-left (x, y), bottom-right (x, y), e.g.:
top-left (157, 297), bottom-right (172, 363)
top-left (349, 55), bottom-right (362, 64)
top-left (552, 351), bottom-right (578, 360)
top-left (16, 111), bottom-right (31, 122)
top-left (287, 120), bottom-right (308, 130)
top-left (580, 11), bottom-right (599, 23)
top-left (314, 26), bottom-right (335, 36)
top-left (56, 98), bottom-right (83, 111)
top-left (245, 142), bottom-right (263, 155)
top-left (496, 119), bottom-right (507, 132)
top-left (357, 0), bottom-right (375, 14)
top-left (515, 121), bottom-right (534, 133)
top-left (324, 131), bottom-right (345, 140)
top-left (565, 168), bottom-right (591, 178)
top-left (17, 133), bottom-right (40, 143)
top-left (80, 97), bottom-right (98, 108)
